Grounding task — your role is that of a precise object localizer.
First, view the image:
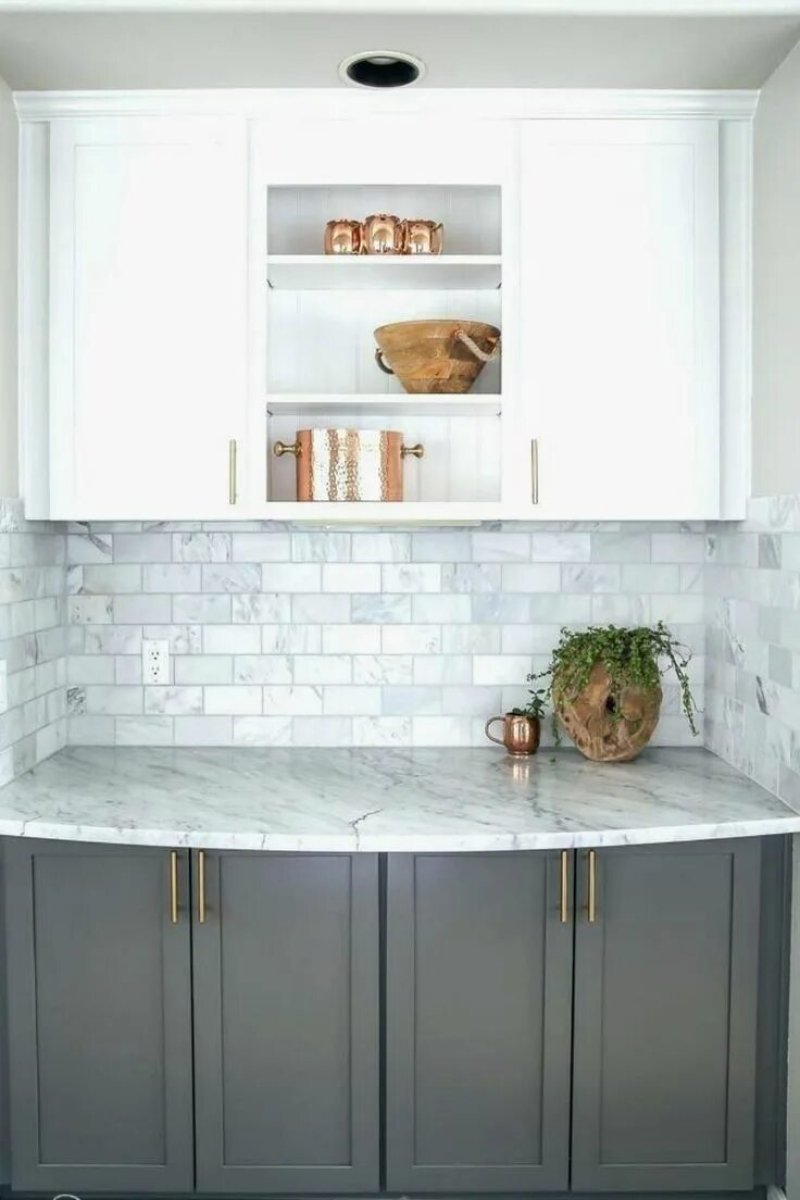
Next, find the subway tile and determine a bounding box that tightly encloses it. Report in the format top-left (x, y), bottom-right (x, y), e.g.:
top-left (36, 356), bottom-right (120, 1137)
top-left (294, 655), bottom-right (352, 685)
top-left (353, 655), bottom-right (413, 685)
top-left (262, 563), bottom-right (320, 592)
top-left (261, 625), bottom-right (321, 654)
top-left (382, 564), bottom-right (441, 593)
top-left (292, 532), bottom-right (351, 562)
top-left (352, 594), bottom-right (412, 624)
top-left (144, 564), bottom-right (201, 593)
top-left (115, 716), bottom-right (173, 746)
top-left (382, 625), bottom-right (442, 655)
top-left (322, 625), bottom-right (381, 654)
top-left (202, 564), bottom-right (261, 593)
top-left (352, 716), bottom-right (412, 746)
top-left (323, 563), bottom-right (381, 593)
top-left (501, 564), bottom-right (561, 592)
top-left (323, 686), bottom-right (382, 716)
top-left (204, 625), bottom-right (261, 655)
top-left (144, 686), bottom-right (203, 716)
top-left (412, 594), bottom-right (472, 624)
top-left (232, 594), bottom-right (292, 624)
top-left (114, 595), bottom-right (172, 624)
top-left (113, 533), bottom-right (172, 563)
top-left (173, 595), bottom-right (231, 624)
top-left (85, 685), bottom-right (143, 715)
top-left (174, 656), bottom-right (234, 685)
top-left (174, 532), bottom-right (233, 562)
top-left (204, 686), bottom-right (263, 715)
top-left (173, 716), bottom-right (233, 746)
top-left (291, 716), bottom-right (353, 747)
top-left (233, 656), bottom-right (293, 685)
top-left (351, 533), bottom-right (411, 563)
top-left (471, 531), bottom-right (530, 562)
top-left (262, 686), bottom-right (323, 716)
top-left (233, 716), bottom-right (293, 746)
top-left (231, 533), bottom-right (291, 562)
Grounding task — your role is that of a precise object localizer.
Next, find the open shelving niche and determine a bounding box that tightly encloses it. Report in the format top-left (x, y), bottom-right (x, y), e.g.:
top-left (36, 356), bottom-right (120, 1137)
top-left (264, 184), bottom-right (503, 508)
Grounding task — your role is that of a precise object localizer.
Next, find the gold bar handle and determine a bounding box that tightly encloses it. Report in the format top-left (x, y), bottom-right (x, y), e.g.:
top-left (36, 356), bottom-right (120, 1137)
top-left (198, 850), bottom-right (207, 925)
top-left (531, 438), bottom-right (539, 504)
top-left (228, 439), bottom-right (238, 505)
top-left (273, 440), bottom-right (301, 458)
top-left (560, 850), bottom-right (569, 924)
top-left (588, 849), bottom-right (597, 924)
top-left (401, 443), bottom-right (425, 459)
top-left (169, 851), bottom-right (178, 925)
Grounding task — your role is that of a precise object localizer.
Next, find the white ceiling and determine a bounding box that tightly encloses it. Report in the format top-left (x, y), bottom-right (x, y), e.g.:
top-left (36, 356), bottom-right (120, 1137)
top-left (0, 10), bottom-right (798, 90)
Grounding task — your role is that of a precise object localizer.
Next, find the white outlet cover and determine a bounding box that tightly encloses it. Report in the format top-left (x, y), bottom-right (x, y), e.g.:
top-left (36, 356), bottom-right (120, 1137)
top-left (142, 639), bottom-right (170, 686)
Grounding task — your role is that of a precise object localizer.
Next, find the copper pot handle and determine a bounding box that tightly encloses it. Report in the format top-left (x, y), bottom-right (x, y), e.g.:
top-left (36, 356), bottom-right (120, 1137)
top-left (375, 348), bottom-right (395, 375)
top-left (485, 716), bottom-right (505, 746)
top-left (455, 329), bottom-right (501, 363)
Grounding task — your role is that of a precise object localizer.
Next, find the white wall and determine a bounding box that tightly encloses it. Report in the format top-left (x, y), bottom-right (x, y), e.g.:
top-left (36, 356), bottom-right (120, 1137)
top-left (752, 37), bottom-right (800, 498)
top-left (0, 75), bottom-right (17, 498)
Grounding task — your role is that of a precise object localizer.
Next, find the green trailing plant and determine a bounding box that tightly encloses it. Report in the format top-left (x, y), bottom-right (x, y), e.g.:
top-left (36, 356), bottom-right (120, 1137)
top-left (531, 621), bottom-right (699, 737)
top-left (508, 685), bottom-right (548, 722)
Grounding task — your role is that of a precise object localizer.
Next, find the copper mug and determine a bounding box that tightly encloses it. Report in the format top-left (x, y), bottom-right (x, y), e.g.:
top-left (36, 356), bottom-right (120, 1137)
top-left (363, 213), bottom-right (404, 255)
top-left (324, 219), bottom-right (363, 255)
top-left (404, 219), bottom-right (443, 255)
top-left (485, 713), bottom-right (541, 757)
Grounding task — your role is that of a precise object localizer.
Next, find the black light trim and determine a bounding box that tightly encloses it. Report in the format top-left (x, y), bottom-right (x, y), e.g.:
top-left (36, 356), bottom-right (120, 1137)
top-left (340, 50), bottom-right (425, 89)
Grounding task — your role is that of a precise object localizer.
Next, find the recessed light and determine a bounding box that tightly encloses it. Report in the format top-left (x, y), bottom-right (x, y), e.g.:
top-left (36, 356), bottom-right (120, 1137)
top-left (339, 50), bottom-right (426, 89)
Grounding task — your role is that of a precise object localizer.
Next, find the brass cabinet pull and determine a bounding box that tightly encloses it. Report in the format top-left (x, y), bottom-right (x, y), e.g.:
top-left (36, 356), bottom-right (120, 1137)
top-left (228, 440), bottom-right (238, 505)
top-left (588, 849), bottom-right (598, 924)
top-left (198, 850), bottom-right (207, 924)
top-left (531, 438), bottom-right (539, 504)
top-left (169, 851), bottom-right (179, 925)
top-left (560, 850), bottom-right (569, 924)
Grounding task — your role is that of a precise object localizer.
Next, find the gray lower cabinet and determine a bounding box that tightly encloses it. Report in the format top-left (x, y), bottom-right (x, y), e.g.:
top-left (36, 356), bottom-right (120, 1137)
top-left (385, 851), bottom-right (574, 1192)
top-left (4, 839), bottom-right (194, 1194)
top-left (191, 850), bottom-right (380, 1194)
top-left (571, 839), bottom-right (761, 1193)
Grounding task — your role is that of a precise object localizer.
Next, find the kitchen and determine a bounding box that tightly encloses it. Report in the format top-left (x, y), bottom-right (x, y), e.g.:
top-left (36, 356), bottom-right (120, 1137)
top-left (1, 2), bottom-right (800, 1198)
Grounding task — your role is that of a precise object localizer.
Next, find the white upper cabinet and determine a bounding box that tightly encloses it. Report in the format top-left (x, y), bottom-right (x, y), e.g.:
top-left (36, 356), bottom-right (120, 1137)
top-left (517, 119), bottom-right (721, 520)
top-left (18, 97), bottom-right (750, 523)
top-left (46, 117), bottom-right (247, 519)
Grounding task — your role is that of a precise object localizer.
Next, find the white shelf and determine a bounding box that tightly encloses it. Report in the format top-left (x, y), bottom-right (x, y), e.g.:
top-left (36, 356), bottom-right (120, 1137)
top-left (267, 393), bottom-right (502, 417)
top-left (266, 255), bottom-right (502, 291)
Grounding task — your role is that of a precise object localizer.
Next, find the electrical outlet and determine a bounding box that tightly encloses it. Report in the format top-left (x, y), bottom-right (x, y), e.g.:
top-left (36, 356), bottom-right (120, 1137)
top-left (142, 639), bottom-right (170, 686)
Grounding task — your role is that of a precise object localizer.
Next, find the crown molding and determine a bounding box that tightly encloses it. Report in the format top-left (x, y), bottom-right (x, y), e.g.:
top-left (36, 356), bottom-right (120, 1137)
top-left (14, 87), bottom-right (761, 121)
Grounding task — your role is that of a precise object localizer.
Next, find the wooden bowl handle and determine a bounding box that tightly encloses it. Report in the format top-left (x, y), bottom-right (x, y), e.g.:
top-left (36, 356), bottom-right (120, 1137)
top-left (455, 329), bottom-right (501, 363)
top-left (375, 348), bottom-right (395, 375)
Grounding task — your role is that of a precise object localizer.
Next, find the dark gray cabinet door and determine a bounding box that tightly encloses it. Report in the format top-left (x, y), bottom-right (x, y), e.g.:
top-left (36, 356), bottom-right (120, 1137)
top-left (386, 851), bottom-right (574, 1193)
top-left (571, 839), bottom-right (761, 1192)
top-left (4, 839), bottom-right (194, 1194)
top-left (192, 851), bottom-right (380, 1194)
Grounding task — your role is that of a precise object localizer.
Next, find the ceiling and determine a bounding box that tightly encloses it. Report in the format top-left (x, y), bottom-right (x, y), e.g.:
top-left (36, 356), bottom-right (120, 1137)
top-left (0, 10), bottom-right (798, 90)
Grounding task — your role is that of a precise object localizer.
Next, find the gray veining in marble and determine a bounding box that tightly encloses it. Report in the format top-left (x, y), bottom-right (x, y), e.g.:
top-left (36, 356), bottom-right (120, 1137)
top-left (0, 746), bottom-right (797, 853)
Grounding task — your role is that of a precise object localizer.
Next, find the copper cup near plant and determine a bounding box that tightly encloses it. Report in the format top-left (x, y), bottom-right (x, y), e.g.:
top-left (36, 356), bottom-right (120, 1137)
top-left (485, 712), bottom-right (541, 757)
top-left (324, 219), bottom-right (363, 255)
top-left (363, 213), bottom-right (405, 255)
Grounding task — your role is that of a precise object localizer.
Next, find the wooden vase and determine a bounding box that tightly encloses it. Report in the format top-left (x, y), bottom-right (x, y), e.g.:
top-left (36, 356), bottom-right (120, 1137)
top-left (553, 662), bottom-right (662, 762)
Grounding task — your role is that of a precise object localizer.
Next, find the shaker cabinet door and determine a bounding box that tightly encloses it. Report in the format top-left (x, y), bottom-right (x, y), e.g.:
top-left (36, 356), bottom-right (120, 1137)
top-left (4, 840), bottom-right (194, 1194)
top-left (192, 851), bottom-right (380, 1194)
top-left (571, 839), bottom-right (761, 1192)
top-left (48, 117), bottom-right (247, 519)
top-left (385, 852), bottom-right (574, 1192)
top-left (519, 119), bottom-right (720, 520)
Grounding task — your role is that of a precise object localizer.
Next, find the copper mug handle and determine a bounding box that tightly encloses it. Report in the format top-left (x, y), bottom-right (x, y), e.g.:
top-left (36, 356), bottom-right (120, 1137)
top-left (485, 715), bottom-right (506, 746)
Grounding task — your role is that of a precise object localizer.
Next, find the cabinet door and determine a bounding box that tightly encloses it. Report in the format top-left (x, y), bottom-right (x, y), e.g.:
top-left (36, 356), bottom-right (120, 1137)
top-left (192, 851), bottom-right (380, 1193)
top-left (386, 852), bottom-right (573, 1192)
top-left (572, 840), bottom-right (761, 1192)
top-left (519, 119), bottom-right (720, 520)
top-left (4, 840), bottom-right (194, 1193)
top-left (49, 117), bottom-right (247, 519)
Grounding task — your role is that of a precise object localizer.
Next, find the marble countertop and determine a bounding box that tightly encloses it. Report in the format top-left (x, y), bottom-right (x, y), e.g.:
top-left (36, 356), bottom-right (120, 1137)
top-left (0, 746), bottom-right (797, 852)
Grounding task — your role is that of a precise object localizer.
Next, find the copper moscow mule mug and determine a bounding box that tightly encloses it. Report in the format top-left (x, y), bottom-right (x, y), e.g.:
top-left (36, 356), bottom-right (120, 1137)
top-left (362, 213), bottom-right (405, 255)
top-left (324, 219), bottom-right (363, 255)
top-left (403, 219), bottom-right (443, 255)
top-left (485, 713), bottom-right (541, 757)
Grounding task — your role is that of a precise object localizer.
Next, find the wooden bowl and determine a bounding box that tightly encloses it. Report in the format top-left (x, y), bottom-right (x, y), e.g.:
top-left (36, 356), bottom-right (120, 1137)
top-left (374, 319), bottom-right (500, 394)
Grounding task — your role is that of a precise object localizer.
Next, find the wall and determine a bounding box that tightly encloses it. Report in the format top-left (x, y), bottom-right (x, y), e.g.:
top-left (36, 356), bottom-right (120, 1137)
top-left (0, 77), bottom-right (17, 499)
top-left (0, 499), bottom-right (66, 785)
top-left (705, 494), bottom-right (800, 806)
top-left (752, 38), bottom-right (800, 498)
top-left (65, 520), bottom-right (706, 749)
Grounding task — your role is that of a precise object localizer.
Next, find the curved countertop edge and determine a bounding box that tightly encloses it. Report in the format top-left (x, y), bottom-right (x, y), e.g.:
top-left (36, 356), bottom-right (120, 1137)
top-left (1, 746), bottom-right (798, 853)
top-left (2, 815), bottom-right (800, 854)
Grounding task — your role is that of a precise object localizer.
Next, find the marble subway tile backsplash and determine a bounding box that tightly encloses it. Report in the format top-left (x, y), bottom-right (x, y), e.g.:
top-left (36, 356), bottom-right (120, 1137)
top-left (65, 522), bottom-right (707, 749)
top-left (705, 494), bottom-right (800, 807)
top-left (0, 500), bottom-right (67, 784)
